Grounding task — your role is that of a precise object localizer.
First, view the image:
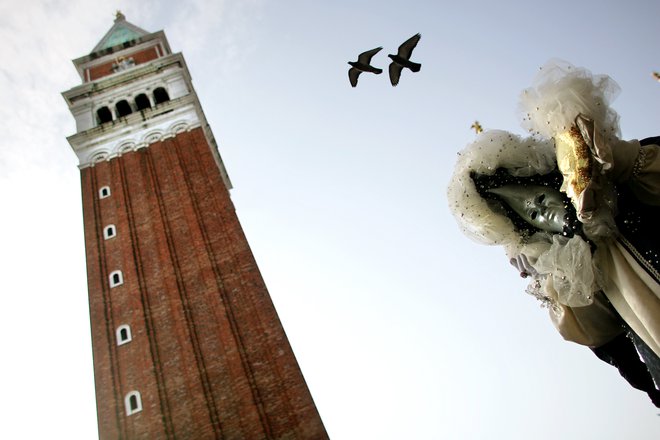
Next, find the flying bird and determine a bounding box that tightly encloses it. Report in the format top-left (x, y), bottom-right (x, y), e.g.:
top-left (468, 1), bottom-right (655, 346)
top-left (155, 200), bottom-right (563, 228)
top-left (348, 47), bottom-right (383, 87)
top-left (388, 33), bottom-right (421, 86)
top-left (653, 71), bottom-right (660, 82)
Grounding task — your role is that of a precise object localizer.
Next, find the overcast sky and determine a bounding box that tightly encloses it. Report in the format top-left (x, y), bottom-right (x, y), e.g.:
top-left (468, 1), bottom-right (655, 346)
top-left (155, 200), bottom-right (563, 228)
top-left (1, 0), bottom-right (660, 438)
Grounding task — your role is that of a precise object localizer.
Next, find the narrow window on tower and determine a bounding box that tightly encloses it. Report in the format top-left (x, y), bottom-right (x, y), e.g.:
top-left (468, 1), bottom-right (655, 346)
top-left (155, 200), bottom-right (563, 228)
top-left (109, 270), bottom-right (123, 288)
top-left (99, 186), bottom-right (111, 199)
top-left (115, 100), bottom-right (133, 117)
top-left (135, 93), bottom-right (151, 111)
top-left (153, 87), bottom-right (170, 105)
top-left (96, 106), bottom-right (113, 125)
top-left (103, 224), bottom-right (117, 240)
top-left (125, 391), bottom-right (142, 416)
top-left (116, 324), bottom-right (132, 346)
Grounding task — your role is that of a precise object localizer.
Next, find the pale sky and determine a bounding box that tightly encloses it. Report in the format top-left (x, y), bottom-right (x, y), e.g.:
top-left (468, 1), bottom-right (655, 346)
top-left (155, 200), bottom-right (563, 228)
top-left (1, 0), bottom-right (660, 438)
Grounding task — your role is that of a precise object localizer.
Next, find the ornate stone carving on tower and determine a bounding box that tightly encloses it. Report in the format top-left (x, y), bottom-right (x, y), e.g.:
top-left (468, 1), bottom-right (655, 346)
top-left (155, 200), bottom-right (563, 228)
top-left (62, 14), bottom-right (328, 439)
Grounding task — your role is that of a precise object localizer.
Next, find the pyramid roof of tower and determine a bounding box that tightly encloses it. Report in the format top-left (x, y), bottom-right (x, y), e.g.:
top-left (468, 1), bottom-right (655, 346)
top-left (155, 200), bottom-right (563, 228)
top-left (91, 11), bottom-right (150, 53)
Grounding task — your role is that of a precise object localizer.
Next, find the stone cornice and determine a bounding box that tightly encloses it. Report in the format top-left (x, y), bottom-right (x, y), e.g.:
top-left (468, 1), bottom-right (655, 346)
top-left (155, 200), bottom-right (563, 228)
top-left (66, 94), bottom-right (232, 190)
top-left (68, 95), bottom-right (199, 167)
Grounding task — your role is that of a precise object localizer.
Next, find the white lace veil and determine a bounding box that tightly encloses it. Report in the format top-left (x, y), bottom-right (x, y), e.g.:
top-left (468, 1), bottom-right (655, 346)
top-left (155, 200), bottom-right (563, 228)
top-left (519, 59), bottom-right (621, 141)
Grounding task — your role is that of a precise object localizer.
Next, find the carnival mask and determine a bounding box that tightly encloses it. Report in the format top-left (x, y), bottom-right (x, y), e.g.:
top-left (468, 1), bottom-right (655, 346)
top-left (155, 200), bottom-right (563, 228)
top-left (487, 184), bottom-right (569, 233)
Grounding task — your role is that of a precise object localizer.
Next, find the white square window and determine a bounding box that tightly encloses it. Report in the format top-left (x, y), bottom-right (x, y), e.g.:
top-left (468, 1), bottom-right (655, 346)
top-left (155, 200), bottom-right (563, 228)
top-left (109, 270), bottom-right (123, 288)
top-left (99, 186), bottom-right (111, 199)
top-left (116, 324), bottom-right (132, 346)
top-left (125, 391), bottom-right (142, 416)
top-left (103, 225), bottom-right (117, 240)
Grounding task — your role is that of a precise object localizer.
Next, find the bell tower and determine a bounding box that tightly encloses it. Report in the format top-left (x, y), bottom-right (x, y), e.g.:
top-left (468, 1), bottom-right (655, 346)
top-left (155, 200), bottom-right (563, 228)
top-left (62, 13), bottom-right (327, 439)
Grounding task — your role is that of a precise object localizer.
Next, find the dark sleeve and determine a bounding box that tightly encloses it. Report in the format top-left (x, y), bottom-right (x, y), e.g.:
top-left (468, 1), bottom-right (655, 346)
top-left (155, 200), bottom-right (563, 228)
top-left (592, 330), bottom-right (660, 407)
top-left (640, 136), bottom-right (660, 147)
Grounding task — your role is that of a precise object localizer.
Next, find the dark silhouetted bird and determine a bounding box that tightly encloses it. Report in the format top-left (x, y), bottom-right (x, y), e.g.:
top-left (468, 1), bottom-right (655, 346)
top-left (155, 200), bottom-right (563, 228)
top-left (348, 47), bottom-right (383, 87)
top-left (388, 33), bottom-right (421, 86)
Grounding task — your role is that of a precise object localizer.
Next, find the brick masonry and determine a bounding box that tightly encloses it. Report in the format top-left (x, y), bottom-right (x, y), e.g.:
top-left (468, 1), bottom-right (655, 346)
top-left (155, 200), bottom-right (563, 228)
top-left (81, 128), bottom-right (328, 439)
top-left (89, 46), bottom-right (160, 81)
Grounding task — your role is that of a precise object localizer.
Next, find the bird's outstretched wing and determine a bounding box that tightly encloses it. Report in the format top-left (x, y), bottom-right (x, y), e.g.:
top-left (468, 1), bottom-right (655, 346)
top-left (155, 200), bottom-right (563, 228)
top-left (348, 68), bottom-right (360, 87)
top-left (357, 46), bottom-right (383, 64)
top-left (389, 63), bottom-right (403, 86)
top-left (397, 33), bottom-right (421, 59)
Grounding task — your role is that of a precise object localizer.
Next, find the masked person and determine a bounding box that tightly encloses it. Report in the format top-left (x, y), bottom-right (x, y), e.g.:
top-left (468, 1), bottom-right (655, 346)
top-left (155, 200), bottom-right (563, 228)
top-left (448, 128), bottom-right (660, 406)
top-left (448, 59), bottom-right (660, 405)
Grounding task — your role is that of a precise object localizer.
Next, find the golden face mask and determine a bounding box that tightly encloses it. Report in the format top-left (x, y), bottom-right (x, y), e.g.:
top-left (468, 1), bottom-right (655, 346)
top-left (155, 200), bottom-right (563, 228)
top-left (555, 125), bottom-right (592, 200)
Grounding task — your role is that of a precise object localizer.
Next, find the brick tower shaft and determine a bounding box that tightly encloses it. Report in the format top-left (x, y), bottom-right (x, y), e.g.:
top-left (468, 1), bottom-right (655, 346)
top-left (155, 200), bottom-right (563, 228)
top-left (63, 14), bottom-right (327, 439)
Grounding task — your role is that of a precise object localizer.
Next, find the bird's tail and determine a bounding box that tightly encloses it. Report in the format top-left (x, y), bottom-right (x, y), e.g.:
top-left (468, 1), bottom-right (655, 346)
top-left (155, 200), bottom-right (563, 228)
top-left (409, 62), bottom-right (421, 73)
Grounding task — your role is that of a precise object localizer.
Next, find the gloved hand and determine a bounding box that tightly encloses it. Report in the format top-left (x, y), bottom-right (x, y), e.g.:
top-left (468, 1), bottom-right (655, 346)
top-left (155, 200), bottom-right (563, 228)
top-left (510, 254), bottom-right (539, 278)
